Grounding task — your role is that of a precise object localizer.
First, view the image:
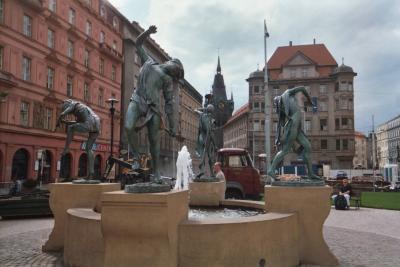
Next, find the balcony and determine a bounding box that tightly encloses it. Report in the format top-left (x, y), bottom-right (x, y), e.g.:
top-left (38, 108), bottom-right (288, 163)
top-left (0, 70), bottom-right (18, 89)
top-left (21, 0), bottom-right (43, 11)
top-left (85, 37), bottom-right (98, 49)
top-left (99, 43), bottom-right (123, 62)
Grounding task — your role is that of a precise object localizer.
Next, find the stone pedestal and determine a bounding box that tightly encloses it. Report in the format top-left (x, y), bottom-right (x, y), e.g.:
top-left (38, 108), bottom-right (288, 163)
top-left (42, 182), bottom-right (120, 252)
top-left (189, 181), bottom-right (225, 206)
top-left (64, 208), bottom-right (103, 267)
top-left (265, 185), bottom-right (338, 266)
top-left (101, 190), bottom-right (189, 267)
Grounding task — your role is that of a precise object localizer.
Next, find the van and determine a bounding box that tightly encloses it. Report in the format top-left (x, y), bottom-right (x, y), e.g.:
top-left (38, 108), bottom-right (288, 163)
top-left (217, 148), bottom-right (263, 199)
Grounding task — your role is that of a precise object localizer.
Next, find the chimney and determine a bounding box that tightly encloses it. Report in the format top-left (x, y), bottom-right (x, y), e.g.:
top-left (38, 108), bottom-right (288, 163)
top-left (313, 38), bottom-right (316, 44)
top-left (289, 41), bottom-right (292, 46)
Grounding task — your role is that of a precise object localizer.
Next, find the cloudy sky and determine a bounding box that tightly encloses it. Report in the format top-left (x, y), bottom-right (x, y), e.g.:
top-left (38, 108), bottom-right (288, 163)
top-left (109, 0), bottom-right (400, 134)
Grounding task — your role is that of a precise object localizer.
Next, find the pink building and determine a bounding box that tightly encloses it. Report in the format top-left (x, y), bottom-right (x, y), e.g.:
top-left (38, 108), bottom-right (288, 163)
top-left (0, 0), bottom-right (122, 183)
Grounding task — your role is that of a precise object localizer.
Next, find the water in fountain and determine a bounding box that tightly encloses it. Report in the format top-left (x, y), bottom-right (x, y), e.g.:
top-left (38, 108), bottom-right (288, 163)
top-left (174, 146), bottom-right (194, 190)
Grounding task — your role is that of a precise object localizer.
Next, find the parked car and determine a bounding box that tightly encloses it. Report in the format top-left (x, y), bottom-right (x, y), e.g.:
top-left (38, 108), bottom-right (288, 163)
top-left (217, 148), bottom-right (263, 200)
top-left (336, 171), bottom-right (348, 180)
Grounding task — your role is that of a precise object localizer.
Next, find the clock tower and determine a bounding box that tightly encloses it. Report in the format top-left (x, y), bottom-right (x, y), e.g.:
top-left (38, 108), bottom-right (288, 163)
top-left (208, 56), bottom-right (234, 149)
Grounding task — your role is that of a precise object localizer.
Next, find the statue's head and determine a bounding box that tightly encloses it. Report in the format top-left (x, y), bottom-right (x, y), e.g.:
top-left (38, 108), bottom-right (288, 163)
top-left (62, 99), bottom-right (76, 111)
top-left (273, 96), bottom-right (281, 114)
top-left (163, 58), bottom-right (184, 81)
top-left (206, 104), bottom-right (214, 113)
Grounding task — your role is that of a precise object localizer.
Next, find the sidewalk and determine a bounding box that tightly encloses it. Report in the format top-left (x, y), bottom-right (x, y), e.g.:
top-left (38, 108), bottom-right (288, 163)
top-left (1, 207), bottom-right (399, 266)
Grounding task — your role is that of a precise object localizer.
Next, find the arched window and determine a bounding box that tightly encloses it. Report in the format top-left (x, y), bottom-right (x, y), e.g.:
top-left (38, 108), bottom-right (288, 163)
top-left (12, 149), bottom-right (29, 180)
top-left (78, 153), bottom-right (88, 177)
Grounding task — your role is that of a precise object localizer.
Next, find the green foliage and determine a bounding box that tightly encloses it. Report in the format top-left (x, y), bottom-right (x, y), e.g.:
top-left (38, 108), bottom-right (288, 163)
top-left (361, 192), bottom-right (400, 210)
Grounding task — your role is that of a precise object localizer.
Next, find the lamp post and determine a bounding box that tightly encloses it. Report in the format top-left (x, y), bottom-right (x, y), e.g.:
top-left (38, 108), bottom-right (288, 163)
top-left (106, 98), bottom-right (119, 157)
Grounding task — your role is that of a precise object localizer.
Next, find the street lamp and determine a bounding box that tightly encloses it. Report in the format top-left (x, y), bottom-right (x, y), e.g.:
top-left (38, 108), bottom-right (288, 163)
top-left (106, 98), bottom-right (119, 157)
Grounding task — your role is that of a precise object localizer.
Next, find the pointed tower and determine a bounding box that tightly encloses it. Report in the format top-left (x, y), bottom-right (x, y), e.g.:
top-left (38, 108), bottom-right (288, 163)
top-left (209, 56), bottom-right (234, 149)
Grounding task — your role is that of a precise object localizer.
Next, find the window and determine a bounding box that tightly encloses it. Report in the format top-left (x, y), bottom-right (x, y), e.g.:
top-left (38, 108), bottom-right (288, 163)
top-left (23, 14), bottom-right (32, 37)
top-left (342, 118), bottom-right (348, 128)
top-left (113, 17), bottom-right (118, 28)
top-left (348, 98), bottom-right (353, 110)
top-left (0, 46), bottom-right (3, 70)
top-left (47, 67), bottom-right (55, 89)
top-left (49, 0), bottom-right (56, 12)
top-left (253, 102), bottom-right (260, 111)
top-left (67, 40), bottom-right (74, 58)
top-left (86, 20), bottom-right (92, 36)
top-left (67, 75), bottom-right (73, 97)
top-left (321, 139), bottom-right (328, 150)
top-left (228, 155), bottom-right (248, 167)
top-left (44, 108), bottom-right (52, 130)
top-left (99, 58), bottom-right (104, 74)
top-left (84, 82), bottom-right (90, 102)
top-left (100, 5), bottom-right (105, 17)
top-left (84, 49), bottom-right (89, 68)
top-left (272, 121), bottom-right (278, 132)
top-left (348, 82), bottom-right (353, 91)
top-left (343, 139), bottom-right (349, 150)
top-left (85, 0), bottom-right (92, 7)
top-left (112, 40), bottom-right (117, 51)
top-left (340, 99), bottom-right (348, 110)
top-left (0, 0), bottom-right (4, 23)
top-left (273, 87), bottom-right (280, 95)
top-left (98, 88), bottom-right (104, 106)
top-left (305, 120), bottom-right (311, 132)
top-left (335, 118), bottom-right (340, 130)
top-left (290, 68), bottom-right (296, 78)
top-left (319, 84), bottom-right (327, 94)
top-left (253, 86), bottom-right (260, 94)
top-left (302, 68), bottom-right (308, 77)
top-left (69, 8), bottom-right (75, 25)
top-left (320, 119), bottom-right (327, 131)
top-left (100, 31), bottom-right (105, 43)
top-left (20, 101), bottom-right (29, 126)
top-left (336, 139), bottom-right (341, 150)
top-left (47, 29), bottom-right (55, 48)
top-left (340, 81), bottom-right (347, 91)
top-left (111, 65), bottom-right (116, 81)
top-left (319, 101), bottom-right (327, 112)
top-left (22, 56), bottom-right (31, 81)
top-left (253, 120), bottom-right (260, 131)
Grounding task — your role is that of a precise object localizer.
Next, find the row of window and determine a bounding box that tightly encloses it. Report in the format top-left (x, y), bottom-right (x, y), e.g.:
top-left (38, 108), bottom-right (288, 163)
top-left (20, 102), bottom-right (52, 130)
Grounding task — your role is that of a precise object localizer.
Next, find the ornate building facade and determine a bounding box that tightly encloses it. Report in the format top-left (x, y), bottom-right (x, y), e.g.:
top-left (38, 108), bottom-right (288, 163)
top-left (246, 42), bottom-right (356, 170)
top-left (0, 0), bottom-right (123, 183)
top-left (223, 103), bottom-right (249, 149)
top-left (353, 131), bottom-right (367, 169)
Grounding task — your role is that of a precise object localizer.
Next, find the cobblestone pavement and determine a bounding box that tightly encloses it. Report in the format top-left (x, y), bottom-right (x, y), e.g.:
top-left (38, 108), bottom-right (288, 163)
top-left (1, 207), bottom-right (399, 266)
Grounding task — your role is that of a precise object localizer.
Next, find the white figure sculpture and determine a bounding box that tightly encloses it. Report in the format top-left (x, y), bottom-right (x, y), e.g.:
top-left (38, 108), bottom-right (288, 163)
top-left (174, 146), bottom-right (194, 190)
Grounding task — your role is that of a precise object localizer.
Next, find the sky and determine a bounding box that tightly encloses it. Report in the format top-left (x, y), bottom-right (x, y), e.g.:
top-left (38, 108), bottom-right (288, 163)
top-left (109, 0), bottom-right (400, 134)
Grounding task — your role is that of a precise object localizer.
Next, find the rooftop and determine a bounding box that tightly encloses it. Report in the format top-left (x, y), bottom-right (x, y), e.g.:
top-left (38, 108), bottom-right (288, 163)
top-left (224, 103), bottom-right (249, 125)
top-left (268, 43), bottom-right (337, 69)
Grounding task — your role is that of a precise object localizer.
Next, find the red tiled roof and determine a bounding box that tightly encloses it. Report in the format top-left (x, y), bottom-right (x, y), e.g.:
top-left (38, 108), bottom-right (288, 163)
top-left (268, 44), bottom-right (337, 69)
top-left (224, 103), bottom-right (249, 126)
top-left (354, 131), bottom-right (366, 138)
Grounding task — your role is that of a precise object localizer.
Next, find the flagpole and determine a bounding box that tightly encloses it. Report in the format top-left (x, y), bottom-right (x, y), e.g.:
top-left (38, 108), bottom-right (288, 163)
top-left (264, 19), bottom-right (270, 174)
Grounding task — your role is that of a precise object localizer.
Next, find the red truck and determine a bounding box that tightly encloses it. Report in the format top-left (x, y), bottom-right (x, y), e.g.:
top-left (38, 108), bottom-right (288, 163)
top-left (217, 148), bottom-right (263, 200)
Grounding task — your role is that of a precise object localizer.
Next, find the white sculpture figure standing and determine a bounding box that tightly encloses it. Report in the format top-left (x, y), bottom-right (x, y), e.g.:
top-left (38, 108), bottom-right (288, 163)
top-left (174, 146), bottom-right (194, 190)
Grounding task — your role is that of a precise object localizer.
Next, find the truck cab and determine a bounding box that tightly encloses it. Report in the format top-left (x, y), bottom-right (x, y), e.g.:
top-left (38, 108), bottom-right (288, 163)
top-left (217, 148), bottom-right (263, 199)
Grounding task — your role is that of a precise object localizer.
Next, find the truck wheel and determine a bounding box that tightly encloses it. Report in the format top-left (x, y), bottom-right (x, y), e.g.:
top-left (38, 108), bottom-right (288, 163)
top-left (225, 189), bottom-right (243, 199)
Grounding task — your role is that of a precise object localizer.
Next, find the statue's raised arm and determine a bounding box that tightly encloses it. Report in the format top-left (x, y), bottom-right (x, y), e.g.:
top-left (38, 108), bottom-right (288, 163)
top-left (287, 86), bottom-right (314, 106)
top-left (135, 25), bottom-right (157, 63)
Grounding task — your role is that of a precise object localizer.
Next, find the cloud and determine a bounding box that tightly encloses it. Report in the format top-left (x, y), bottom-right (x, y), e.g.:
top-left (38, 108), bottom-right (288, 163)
top-left (109, 0), bottom-right (400, 134)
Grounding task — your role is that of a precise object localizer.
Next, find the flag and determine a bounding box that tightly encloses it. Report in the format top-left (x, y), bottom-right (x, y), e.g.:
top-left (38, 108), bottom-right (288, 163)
top-left (264, 19), bottom-right (269, 38)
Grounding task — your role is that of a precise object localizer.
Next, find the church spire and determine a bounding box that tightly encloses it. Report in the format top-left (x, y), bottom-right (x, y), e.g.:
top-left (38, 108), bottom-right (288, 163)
top-left (217, 56), bottom-right (221, 73)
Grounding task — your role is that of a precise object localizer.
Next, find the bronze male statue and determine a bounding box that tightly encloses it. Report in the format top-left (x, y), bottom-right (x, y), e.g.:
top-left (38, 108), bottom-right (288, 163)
top-left (267, 86), bottom-right (322, 181)
top-left (56, 99), bottom-right (100, 179)
top-left (195, 104), bottom-right (217, 178)
top-left (124, 25), bottom-right (184, 183)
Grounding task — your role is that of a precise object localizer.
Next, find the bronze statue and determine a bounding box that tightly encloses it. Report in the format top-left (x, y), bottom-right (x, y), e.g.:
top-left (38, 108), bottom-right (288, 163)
top-left (124, 25), bottom-right (184, 183)
top-left (195, 104), bottom-right (217, 178)
top-left (56, 99), bottom-right (100, 179)
top-left (268, 86), bottom-right (322, 181)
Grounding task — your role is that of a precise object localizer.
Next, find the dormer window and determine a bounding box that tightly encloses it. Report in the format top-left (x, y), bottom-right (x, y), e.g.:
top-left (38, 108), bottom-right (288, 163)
top-left (113, 17), bottom-right (118, 29)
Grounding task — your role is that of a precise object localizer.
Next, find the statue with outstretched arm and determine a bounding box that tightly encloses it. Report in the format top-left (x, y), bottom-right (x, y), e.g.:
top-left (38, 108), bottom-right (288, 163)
top-left (124, 25), bottom-right (184, 183)
top-left (56, 99), bottom-right (100, 179)
top-left (268, 86), bottom-right (322, 181)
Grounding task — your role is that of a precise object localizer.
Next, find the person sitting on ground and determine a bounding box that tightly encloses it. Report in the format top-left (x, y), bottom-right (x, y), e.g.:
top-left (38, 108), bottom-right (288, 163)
top-left (332, 178), bottom-right (352, 208)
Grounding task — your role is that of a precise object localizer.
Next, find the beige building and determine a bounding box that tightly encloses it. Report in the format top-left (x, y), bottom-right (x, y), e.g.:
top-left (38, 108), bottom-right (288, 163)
top-left (353, 131), bottom-right (367, 168)
top-left (376, 115), bottom-right (400, 168)
top-left (223, 103), bottom-right (249, 149)
top-left (246, 42), bottom-right (356, 169)
top-left (120, 19), bottom-right (202, 177)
